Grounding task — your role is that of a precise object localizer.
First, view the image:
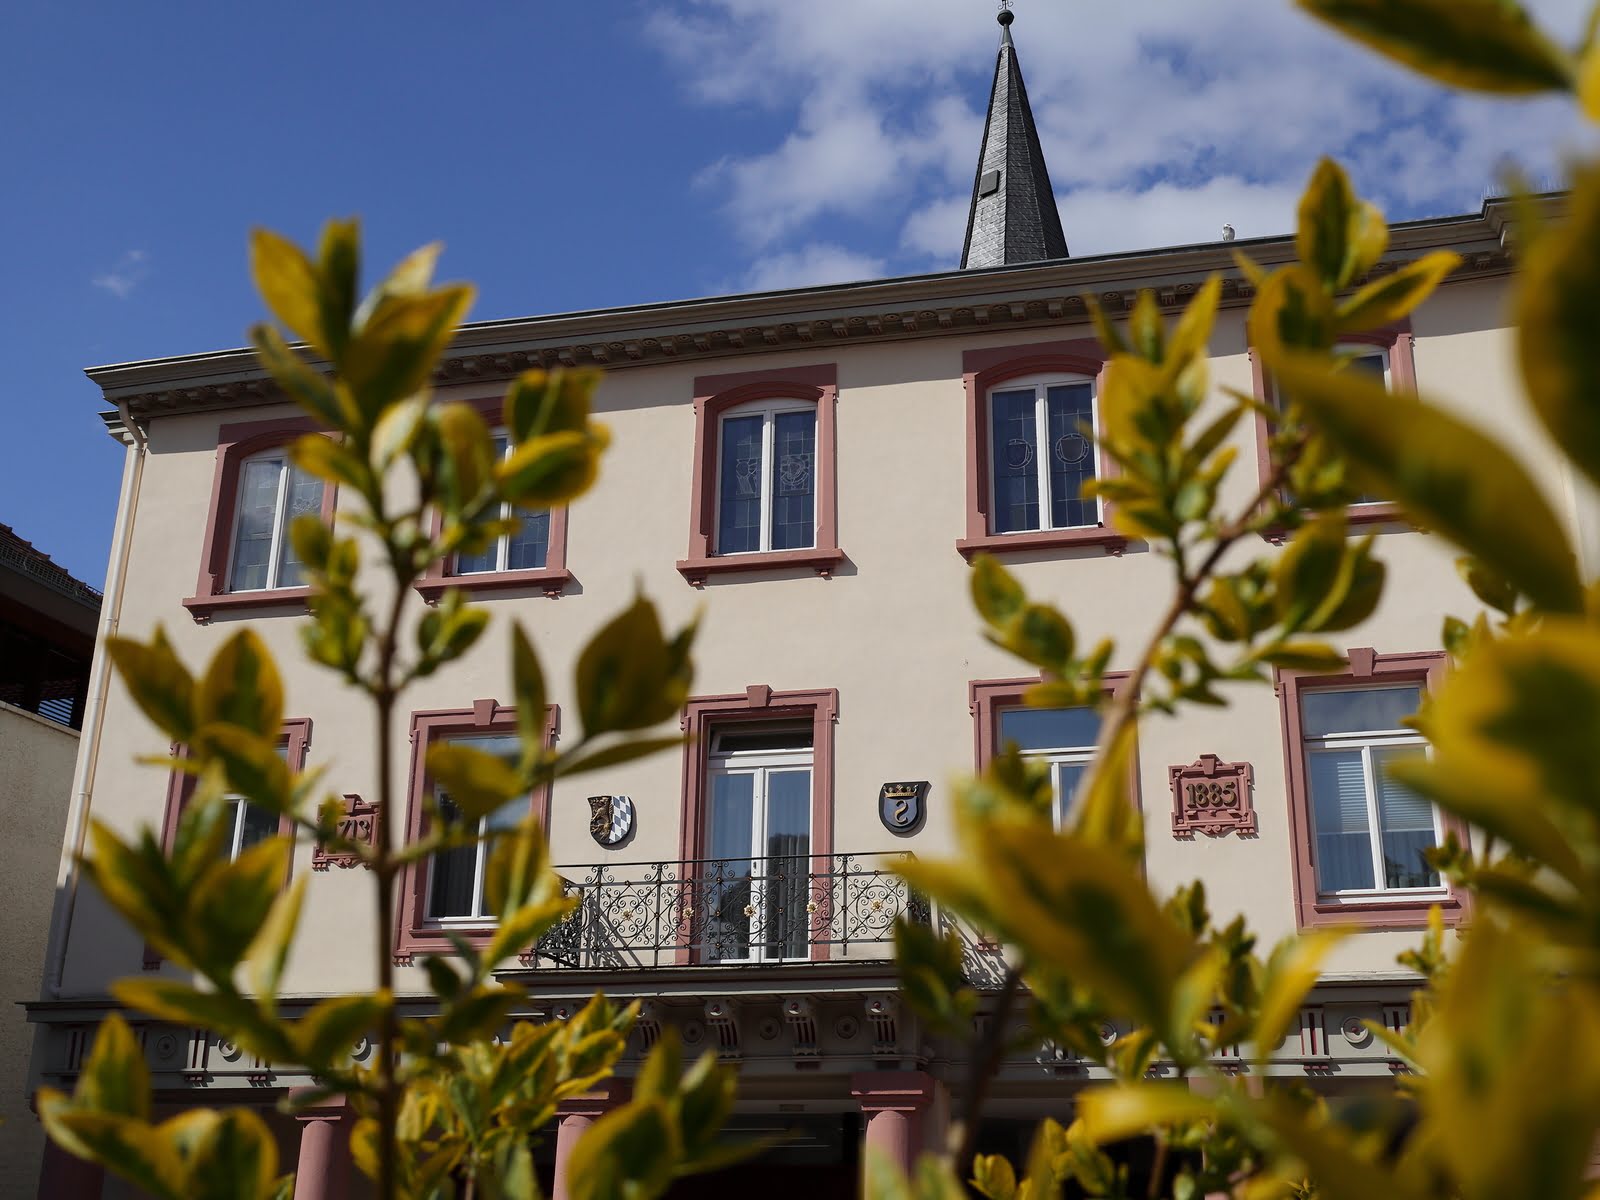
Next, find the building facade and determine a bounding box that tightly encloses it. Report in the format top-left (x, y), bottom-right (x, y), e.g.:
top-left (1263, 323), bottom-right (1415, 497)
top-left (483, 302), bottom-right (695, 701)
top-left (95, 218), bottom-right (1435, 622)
top-left (25, 16), bottom-right (1583, 1200)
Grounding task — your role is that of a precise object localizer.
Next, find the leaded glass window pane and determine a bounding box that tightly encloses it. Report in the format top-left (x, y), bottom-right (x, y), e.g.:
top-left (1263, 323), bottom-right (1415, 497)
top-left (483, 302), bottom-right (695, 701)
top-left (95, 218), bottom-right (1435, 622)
top-left (770, 410), bottom-right (816, 550)
top-left (990, 388), bottom-right (1039, 533)
top-left (230, 457), bottom-right (283, 592)
top-left (276, 465), bottom-right (324, 588)
top-left (717, 414), bottom-right (764, 555)
top-left (505, 508), bottom-right (550, 571)
top-left (1046, 383), bottom-right (1097, 529)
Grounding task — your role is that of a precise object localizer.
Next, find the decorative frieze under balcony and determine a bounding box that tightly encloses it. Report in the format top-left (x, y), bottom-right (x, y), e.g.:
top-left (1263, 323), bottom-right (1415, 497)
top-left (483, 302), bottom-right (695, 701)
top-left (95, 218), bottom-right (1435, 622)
top-left (526, 852), bottom-right (927, 971)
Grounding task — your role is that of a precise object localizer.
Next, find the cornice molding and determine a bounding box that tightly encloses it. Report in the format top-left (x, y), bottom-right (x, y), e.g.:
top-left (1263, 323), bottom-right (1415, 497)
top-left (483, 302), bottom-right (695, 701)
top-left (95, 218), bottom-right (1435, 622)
top-left (88, 200), bottom-right (1538, 422)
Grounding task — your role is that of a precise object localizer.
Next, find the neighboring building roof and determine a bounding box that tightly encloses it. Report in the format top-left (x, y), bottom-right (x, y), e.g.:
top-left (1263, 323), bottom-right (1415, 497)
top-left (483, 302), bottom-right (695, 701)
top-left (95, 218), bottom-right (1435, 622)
top-left (960, 9), bottom-right (1070, 270)
top-left (0, 525), bottom-right (101, 611)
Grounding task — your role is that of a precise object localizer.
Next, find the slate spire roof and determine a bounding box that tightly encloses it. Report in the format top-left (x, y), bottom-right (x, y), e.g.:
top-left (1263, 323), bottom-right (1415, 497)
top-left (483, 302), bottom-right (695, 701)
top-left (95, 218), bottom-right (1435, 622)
top-left (959, 7), bottom-right (1070, 269)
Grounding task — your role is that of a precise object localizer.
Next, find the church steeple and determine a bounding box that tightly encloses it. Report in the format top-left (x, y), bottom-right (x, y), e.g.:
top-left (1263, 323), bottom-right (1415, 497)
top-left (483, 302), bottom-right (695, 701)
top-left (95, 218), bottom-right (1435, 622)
top-left (959, 4), bottom-right (1069, 269)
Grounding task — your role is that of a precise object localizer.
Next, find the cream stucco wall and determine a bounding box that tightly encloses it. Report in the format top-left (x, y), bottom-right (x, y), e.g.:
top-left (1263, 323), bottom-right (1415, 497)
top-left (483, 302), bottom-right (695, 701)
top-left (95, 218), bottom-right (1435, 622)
top-left (1, 703), bottom-right (80, 1187)
top-left (53, 273), bottom-right (1551, 1002)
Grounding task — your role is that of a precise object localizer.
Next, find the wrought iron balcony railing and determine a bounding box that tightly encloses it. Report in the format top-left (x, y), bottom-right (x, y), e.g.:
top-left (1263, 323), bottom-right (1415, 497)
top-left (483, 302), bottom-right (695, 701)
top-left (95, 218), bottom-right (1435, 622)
top-left (527, 852), bottom-right (927, 970)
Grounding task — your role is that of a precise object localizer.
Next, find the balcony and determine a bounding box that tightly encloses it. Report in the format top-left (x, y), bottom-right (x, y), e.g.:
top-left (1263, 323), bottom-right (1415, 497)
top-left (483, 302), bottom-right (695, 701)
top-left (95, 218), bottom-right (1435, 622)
top-left (525, 852), bottom-right (926, 970)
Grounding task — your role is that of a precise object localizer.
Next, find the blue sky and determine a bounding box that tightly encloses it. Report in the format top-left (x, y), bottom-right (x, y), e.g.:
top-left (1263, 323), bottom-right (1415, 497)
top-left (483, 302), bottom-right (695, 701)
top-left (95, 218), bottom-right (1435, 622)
top-left (1, 0), bottom-right (1588, 587)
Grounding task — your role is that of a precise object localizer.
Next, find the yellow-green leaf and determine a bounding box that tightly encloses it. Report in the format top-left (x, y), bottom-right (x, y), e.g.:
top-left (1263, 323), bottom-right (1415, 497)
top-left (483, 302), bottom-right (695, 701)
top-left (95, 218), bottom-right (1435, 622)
top-left (1278, 354), bottom-right (1583, 614)
top-left (79, 1014), bottom-right (150, 1121)
top-left (251, 229), bottom-right (328, 357)
top-left (1254, 930), bottom-right (1349, 1057)
top-left (970, 554), bottom-right (1025, 627)
top-left (196, 630), bottom-right (284, 739)
top-left (504, 367), bottom-right (601, 442)
top-left (293, 992), bottom-right (389, 1070)
top-left (188, 836), bottom-right (292, 971)
top-left (1076, 1083), bottom-right (1216, 1145)
top-left (575, 594), bottom-right (695, 737)
top-left (1296, 0), bottom-right (1575, 94)
top-left (184, 1107), bottom-right (280, 1200)
top-left (497, 428), bottom-right (609, 509)
top-left (1516, 162), bottom-right (1600, 494)
top-left (106, 628), bottom-right (196, 743)
top-left (1297, 158), bottom-right (1387, 291)
top-left (1336, 251), bottom-right (1461, 332)
top-left (426, 741), bottom-right (524, 822)
top-left (244, 875), bottom-right (305, 1001)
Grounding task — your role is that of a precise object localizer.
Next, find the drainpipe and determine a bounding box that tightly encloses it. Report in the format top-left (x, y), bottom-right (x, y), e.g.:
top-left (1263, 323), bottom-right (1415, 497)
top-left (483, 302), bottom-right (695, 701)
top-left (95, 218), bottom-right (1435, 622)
top-left (43, 399), bottom-right (146, 998)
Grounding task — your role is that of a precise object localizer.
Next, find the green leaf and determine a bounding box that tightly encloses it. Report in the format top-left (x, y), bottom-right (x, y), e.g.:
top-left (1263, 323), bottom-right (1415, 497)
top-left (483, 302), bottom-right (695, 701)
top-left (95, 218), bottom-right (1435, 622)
top-left (293, 993), bottom-right (389, 1070)
top-left (371, 391), bottom-right (429, 471)
top-left (568, 1097), bottom-right (681, 1200)
top-left (970, 555), bottom-right (1025, 626)
top-left (196, 630), bottom-right (284, 739)
top-left (426, 742), bottom-right (525, 822)
top-left (509, 623), bottom-right (547, 757)
top-left (969, 1153), bottom-right (1017, 1200)
top-left (498, 429), bottom-right (609, 509)
top-left (1278, 353), bottom-right (1583, 614)
top-left (1254, 930), bottom-right (1349, 1057)
top-left (1075, 1084), bottom-right (1216, 1145)
top-left (575, 594), bottom-right (696, 738)
top-left (106, 628), bottom-right (196, 743)
top-left (483, 813), bottom-right (552, 918)
top-left (344, 283), bottom-right (476, 419)
top-left (314, 217), bottom-right (360, 362)
top-left (43, 1109), bottom-right (187, 1200)
top-left (1129, 290), bottom-right (1164, 362)
top-left (190, 837), bottom-right (293, 972)
top-left (1297, 0), bottom-right (1575, 94)
top-left (79, 1014), bottom-right (150, 1121)
top-left (504, 367), bottom-right (601, 442)
top-left (1166, 276), bottom-right (1222, 367)
top-left (184, 1107), bottom-right (280, 1200)
top-left (247, 324), bottom-right (345, 430)
top-left (434, 401), bottom-right (496, 512)
top-left (111, 980), bottom-right (293, 1064)
top-left (195, 725), bottom-right (292, 814)
top-left (1336, 251), bottom-right (1461, 332)
top-left (1297, 157), bottom-right (1387, 291)
top-left (1256, 641), bottom-right (1348, 672)
top-left (244, 876), bottom-right (305, 1001)
top-left (987, 603), bottom-right (1075, 675)
top-left (1516, 162), bottom-right (1600, 495)
top-left (251, 229), bottom-right (329, 357)
top-left (289, 432), bottom-right (370, 495)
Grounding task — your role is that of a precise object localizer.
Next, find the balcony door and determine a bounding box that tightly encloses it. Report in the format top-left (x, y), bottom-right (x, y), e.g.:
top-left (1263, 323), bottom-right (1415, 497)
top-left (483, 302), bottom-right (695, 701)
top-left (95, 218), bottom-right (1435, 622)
top-left (702, 726), bottom-right (813, 963)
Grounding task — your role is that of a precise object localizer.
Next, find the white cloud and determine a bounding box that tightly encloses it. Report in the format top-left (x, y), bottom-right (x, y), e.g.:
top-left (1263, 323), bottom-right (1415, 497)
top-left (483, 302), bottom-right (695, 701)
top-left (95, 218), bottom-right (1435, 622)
top-left (646, 0), bottom-right (1594, 278)
top-left (92, 249), bottom-right (150, 299)
top-left (737, 243), bottom-right (889, 292)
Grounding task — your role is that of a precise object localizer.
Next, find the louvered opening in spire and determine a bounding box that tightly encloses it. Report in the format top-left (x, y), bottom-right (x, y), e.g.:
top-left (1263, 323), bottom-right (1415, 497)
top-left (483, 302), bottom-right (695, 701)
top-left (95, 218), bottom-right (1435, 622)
top-left (959, 7), bottom-right (1069, 269)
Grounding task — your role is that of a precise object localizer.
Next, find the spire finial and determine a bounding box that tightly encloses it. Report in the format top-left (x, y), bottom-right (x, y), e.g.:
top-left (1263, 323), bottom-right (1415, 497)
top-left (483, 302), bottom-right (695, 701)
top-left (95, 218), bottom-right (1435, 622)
top-left (997, 0), bottom-right (1014, 28)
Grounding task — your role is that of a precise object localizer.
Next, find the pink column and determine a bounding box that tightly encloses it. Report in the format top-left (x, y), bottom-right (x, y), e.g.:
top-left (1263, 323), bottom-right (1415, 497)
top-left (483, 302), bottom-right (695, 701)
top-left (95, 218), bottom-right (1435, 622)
top-left (851, 1071), bottom-right (937, 1175)
top-left (552, 1080), bottom-right (629, 1200)
top-left (290, 1091), bottom-right (350, 1200)
top-left (37, 1140), bottom-right (104, 1199)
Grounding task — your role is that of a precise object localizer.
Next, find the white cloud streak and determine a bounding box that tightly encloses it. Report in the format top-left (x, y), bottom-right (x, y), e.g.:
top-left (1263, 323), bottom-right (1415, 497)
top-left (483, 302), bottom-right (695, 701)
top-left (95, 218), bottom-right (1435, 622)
top-left (645, 1), bottom-right (1593, 277)
top-left (92, 249), bottom-right (151, 299)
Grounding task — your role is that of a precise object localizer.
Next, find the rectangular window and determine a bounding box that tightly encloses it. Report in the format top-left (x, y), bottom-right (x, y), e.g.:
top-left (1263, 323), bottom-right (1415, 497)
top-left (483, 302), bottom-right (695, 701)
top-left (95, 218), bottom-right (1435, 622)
top-left (452, 434), bottom-right (550, 576)
top-left (425, 733), bottom-right (525, 922)
top-left (1301, 685), bottom-right (1440, 895)
top-left (989, 379), bottom-right (1098, 535)
top-left (228, 452), bottom-right (324, 592)
top-left (220, 740), bottom-right (292, 861)
top-left (715, 404), bottom-right (817, 555)
top-left (702, 725), bottom-right (813, 962)
top-left (998, 705), bottom-right (1101, 828)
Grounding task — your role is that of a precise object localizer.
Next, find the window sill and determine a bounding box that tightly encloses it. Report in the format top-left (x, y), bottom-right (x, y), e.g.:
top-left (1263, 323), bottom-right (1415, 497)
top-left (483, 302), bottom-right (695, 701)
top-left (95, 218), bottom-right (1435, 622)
top-left (414, 568), bottom-right (573, 602)
top-left (956, 526), bottom-right (1127, 560)
top-left (1259, 502), bottom-right (1409, 544)
top-left (393, 922), bottom-right (498, 966)
top-left (182, 587), bottom-right (313, 623)
top-left (676, 546), bottom-right (845, 586)
top-left (1300, 892), bottom-right (1464, 930)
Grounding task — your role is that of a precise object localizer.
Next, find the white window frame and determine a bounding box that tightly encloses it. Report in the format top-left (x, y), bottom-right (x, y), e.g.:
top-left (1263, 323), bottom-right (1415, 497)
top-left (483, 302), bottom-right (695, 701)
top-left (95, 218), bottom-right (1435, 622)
top-left (713, 399), bottom-right (818, 555)
top-left (704, 733), bottom-right (814, 963)
top-left (1000, 706), bottom-right (1097, 830)
top-left (227, 448), bottom-right (318, 593)
top-left (1302, 685), bottom-right (1446, 902)
top-left (1337, 343), bottom-right (1391, 389)
top-left (451, 432), bottom-right (549, 576)
top-left (986, 373), bottom-right (1101, 535)
top-left (219, 795), bottom-right (274, 861)
top-left (424, 734), bottom-right (524, 925)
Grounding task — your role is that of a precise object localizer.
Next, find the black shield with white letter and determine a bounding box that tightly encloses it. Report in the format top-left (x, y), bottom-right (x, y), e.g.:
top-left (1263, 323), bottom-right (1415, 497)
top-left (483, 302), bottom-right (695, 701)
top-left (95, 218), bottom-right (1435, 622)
top-left (879, 781), bottom-right (926, 834)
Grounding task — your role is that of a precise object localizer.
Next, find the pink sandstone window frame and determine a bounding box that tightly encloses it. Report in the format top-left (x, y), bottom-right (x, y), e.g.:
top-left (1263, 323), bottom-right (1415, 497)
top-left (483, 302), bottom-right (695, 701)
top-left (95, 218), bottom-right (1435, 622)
top-left (1277, 647), bottom-right (1469, 930)
top-left (958, 339), bottom-right (1126, 559)
top-left (414, 393), bottom-right (572, 602)
top-left (1250, 323), bottom-right (1416, 535)
top-left (969, 675), bottom-right (1138, 818)
top-left (144, 717), bottom-right (311, 969)
top-left (678, 686), bottom-right (838, 963)
top-left (394, 699), bottom-right (559, 964)
top-left (676, 364), bottom-right (844, 585)
top-left (184, 416), bottom-right (339, 621)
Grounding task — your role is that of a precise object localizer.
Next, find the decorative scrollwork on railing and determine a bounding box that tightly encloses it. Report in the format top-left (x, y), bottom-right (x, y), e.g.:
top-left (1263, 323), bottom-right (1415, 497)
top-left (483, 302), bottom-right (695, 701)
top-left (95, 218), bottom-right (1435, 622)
top-left (529, 852), bottom-right (925, 970)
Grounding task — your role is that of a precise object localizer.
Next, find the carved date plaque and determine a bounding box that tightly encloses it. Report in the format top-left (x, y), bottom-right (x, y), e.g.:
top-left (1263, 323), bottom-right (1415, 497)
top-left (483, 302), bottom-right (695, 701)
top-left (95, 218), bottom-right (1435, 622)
top-left (1169, 755), bottom-right (1256, 839)
top-left (313, 794), bottom-right (380, 870)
